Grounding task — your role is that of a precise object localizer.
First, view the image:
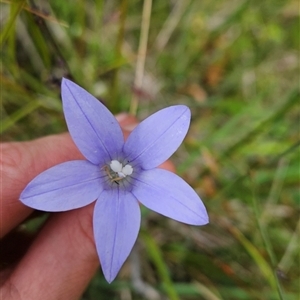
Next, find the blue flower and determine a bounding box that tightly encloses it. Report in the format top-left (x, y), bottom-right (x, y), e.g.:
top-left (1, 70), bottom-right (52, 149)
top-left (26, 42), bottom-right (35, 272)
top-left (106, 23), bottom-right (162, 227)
top-left (20, 79), bottom-right (209, 283)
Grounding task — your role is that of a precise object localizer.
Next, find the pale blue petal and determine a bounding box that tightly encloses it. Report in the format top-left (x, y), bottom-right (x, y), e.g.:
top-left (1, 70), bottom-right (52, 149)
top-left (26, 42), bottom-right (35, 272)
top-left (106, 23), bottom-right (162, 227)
top-left (123, 105), bottom-right (190, 169)
top-left (62, 78), bottom-right (124, 165)
top-left (20, 161), bottom-right (103, 211)
top-left (93, 189), bottom-right (140, 283)
top-left (131, 169), bottom-right (209, 225)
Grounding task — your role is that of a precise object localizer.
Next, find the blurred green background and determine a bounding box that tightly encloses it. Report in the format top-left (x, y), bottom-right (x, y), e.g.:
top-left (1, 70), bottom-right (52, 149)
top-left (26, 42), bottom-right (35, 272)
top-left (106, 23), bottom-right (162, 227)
top-left (1, 0), bottom-right (299, 299)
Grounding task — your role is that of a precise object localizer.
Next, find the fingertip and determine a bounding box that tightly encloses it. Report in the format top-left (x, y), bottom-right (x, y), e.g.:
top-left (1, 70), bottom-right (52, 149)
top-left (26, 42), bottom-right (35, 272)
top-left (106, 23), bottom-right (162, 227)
top-left (158, 160), bottom-right (176, 173)
top-left (116, 113), bottom-right (138, 130)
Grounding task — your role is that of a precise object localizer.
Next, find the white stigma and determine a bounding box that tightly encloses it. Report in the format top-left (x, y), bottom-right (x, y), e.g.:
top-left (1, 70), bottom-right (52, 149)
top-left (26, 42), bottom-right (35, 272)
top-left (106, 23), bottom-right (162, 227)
top-left (110, 160), bottom-right (133, 178)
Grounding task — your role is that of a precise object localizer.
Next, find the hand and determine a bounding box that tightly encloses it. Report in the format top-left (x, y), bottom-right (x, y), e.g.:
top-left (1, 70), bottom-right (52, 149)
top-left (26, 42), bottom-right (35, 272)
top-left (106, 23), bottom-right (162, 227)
top-left (0, 114), bottom-right (175, 299)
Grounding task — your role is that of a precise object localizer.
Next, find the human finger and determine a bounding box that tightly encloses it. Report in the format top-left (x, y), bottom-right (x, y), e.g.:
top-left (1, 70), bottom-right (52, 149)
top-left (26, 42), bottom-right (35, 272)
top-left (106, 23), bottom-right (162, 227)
top-left (1, 203), bottom-right (99, 299)
top-left (0, 133), bottom-right (83, 238)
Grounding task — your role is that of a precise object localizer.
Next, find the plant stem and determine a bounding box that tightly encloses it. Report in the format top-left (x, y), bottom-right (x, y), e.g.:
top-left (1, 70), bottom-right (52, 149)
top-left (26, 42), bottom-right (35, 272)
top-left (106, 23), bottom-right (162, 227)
top-left (110, 0), bottom-right (128, 113)
top-left (129, 0), bottom-right (152, 116)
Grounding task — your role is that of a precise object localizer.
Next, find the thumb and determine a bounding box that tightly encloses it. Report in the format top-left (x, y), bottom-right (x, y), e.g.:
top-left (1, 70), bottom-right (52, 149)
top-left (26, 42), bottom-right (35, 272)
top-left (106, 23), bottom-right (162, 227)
top-left (1, 133), bottom-right (83, 238)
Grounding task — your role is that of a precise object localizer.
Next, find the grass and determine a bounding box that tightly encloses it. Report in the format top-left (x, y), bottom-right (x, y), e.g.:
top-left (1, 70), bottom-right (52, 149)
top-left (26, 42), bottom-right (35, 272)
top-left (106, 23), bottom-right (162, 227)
top-left (1, 0), bottom-right (299, 299)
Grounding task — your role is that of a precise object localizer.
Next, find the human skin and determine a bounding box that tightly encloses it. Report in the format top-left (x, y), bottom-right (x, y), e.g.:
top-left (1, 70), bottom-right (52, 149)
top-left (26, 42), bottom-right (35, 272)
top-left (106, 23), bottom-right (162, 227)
top-left (0, 114), bottom-right (175, 299)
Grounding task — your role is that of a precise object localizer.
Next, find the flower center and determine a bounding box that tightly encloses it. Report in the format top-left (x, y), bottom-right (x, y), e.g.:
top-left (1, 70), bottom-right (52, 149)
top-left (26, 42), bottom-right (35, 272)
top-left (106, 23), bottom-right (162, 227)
top-left (104, 160), bottom-right (133, 184)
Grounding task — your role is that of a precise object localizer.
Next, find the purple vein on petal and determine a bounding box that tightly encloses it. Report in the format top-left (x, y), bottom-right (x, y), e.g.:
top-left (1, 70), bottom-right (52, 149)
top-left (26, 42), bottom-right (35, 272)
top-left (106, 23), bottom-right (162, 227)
top-left (132, 176), bottom-right (200, 218)
top-left (62, 79), bottom-right (124, 164)
top-left (93, 189), bottom-right (141, 283)
top-left (131, 168), bottom-right (209, 225)
top-left (128, 113), bottom-right (180, 160)
top-left (21, 174), bottom-right (106, 198)
top-left (64, 82), bottom-right (110, 157)
top-left (123, 105), bottom-right (190, 170)
top-left (20, 160), bottom-right (104, 211)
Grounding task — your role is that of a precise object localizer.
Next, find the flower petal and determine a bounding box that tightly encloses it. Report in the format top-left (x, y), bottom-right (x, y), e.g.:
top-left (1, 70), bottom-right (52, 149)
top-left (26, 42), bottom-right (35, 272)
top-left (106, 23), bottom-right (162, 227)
top-left (20, 161), bottom-right (103, 211)
top-left (123, 105), bottom-right (190, 169)
top-left (131, 169), bottom-right (209, 225)
top-left (62, 78), bottom-right (124, 164)
top-left (93, 189), bottom-right (140, 283)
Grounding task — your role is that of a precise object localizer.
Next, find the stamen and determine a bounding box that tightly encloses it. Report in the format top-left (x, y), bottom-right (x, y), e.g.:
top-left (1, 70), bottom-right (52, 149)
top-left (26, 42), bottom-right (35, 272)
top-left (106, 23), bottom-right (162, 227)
top-left (104, 160), bottom-right (133, 184)
top-left (122, 165), bottom-right (133, 176)
top-left (110, 160), bottom-right (123, 172)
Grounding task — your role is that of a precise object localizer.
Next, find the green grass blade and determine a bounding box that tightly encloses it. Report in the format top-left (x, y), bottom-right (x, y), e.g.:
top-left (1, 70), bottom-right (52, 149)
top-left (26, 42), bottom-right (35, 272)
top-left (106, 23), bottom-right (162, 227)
top-left (0, 0), bottom-right (26, 46)
top-left (1, 100), bottom-right (41, 133)
top-left (226, 224), bottom-right (277, 290)
top-left (193, 281), bottom-right (223, 300)
top-left (141, 230), bottom-right (180, 300)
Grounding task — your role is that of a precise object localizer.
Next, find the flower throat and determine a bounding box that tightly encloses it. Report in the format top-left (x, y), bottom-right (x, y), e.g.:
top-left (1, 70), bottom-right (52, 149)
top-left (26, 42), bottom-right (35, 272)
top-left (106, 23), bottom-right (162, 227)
top-left (104, 160), bottom-right (133, 184)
